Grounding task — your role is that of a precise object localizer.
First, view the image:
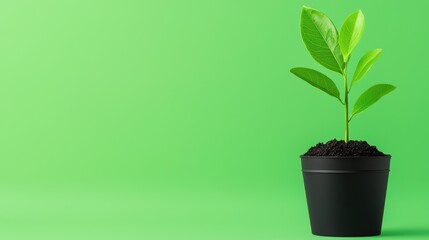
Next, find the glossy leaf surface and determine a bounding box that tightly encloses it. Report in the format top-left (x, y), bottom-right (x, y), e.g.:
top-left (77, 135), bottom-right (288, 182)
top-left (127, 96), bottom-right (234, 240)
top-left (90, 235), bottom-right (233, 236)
top-left (290, 67), bottom-right (341, 101)
top-left (351, 49), bottom-right (383, 88)
top-left (352, 84), bottom-right (396, 116)
top-left (301, 6), bottom-right (344, 74)
top-left (339, 10), bottom-right (365, 62)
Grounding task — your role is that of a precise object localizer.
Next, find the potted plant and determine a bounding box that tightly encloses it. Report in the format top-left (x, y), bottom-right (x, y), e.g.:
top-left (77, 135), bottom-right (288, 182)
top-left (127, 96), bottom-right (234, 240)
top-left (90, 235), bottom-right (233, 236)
top-left (290, 6), bottom-right (396, 237)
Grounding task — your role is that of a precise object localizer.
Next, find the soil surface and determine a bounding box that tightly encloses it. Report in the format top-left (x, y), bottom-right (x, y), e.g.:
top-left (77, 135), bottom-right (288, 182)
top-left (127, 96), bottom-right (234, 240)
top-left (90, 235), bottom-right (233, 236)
top-left (303, 139), bottom-right (387, 156)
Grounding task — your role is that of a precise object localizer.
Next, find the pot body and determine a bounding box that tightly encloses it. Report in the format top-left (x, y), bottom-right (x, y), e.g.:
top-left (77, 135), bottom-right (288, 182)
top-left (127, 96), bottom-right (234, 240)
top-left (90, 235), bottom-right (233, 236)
top-left (301, 155), bottom-right (390, 237)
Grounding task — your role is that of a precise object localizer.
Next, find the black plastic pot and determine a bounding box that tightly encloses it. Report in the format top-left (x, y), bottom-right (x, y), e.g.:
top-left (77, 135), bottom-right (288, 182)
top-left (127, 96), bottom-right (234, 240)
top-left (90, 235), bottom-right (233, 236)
top-left (301, 155), bottom-right (390, 237)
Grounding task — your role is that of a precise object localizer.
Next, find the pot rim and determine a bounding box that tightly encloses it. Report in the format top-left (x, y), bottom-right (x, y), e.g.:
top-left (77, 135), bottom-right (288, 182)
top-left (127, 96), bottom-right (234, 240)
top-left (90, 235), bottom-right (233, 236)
top-left (300, 155), bottom-right (391, 159)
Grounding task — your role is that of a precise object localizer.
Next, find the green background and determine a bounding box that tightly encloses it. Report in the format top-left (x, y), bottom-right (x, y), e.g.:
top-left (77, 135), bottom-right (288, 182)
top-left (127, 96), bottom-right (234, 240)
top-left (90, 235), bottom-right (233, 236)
top-left (0, 0), bottom-right (427, 239)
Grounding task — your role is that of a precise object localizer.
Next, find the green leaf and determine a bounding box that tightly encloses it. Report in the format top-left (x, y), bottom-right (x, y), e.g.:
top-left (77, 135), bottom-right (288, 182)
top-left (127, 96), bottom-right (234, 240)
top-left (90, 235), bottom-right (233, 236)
top-left (300, 6), bottom-right (344, 74)
top-left (339, 10), bottom-right (365, 62)
top-left (352, 84), bottom-right (396, 116)
top-left (290, 67), bottom-right (341, 101)
top-left (350, 49), bottom-right (383, 89)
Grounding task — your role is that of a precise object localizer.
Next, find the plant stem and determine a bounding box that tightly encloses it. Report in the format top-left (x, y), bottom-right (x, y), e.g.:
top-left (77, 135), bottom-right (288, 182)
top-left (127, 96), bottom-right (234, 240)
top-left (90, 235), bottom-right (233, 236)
top-left (343, 65), bottom-right (349, 143)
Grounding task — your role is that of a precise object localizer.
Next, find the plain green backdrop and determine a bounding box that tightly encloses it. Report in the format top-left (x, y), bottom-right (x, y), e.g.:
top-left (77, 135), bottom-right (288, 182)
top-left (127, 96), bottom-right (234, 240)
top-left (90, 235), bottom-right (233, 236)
top-left (0, 0), bottom-right (427, 239)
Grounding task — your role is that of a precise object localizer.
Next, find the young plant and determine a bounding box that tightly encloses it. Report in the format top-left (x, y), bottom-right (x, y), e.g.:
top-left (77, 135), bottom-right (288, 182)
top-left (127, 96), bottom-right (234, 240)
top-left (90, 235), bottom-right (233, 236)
top-left (290, 6), bottom-right (396, 142)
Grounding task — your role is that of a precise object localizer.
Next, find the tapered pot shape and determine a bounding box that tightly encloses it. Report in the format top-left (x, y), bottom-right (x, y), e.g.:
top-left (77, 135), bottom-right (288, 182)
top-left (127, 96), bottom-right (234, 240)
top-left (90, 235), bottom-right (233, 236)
top-left (301, 155), bottom-right (390, 237)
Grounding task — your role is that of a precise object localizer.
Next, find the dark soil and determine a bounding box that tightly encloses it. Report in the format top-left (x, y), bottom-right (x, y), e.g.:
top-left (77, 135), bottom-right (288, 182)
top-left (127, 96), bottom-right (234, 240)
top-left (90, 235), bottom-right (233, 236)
top-left (303, 139), bottom-right (387, 156)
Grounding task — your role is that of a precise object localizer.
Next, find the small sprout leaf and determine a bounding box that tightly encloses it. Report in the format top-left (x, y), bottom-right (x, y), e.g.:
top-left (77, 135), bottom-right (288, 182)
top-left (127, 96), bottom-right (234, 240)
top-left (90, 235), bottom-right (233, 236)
top-left (351, 49), bottom-right (383, 89)
top-left (290, 67), bottom-right (341, 101)
top-left (339, 10), bottom-right (365, 62)
top-left (352, 84), bottom-right (396, 116)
